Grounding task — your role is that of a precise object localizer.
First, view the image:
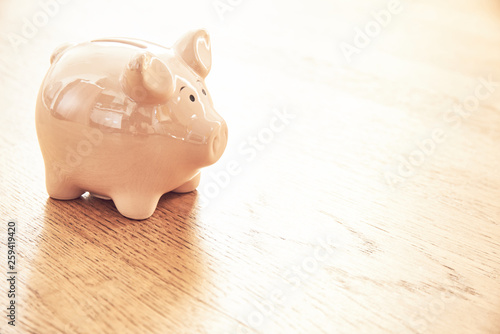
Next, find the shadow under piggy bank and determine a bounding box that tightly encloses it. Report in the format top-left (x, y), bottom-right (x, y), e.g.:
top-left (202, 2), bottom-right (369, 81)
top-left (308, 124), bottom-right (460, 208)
top-left (26, 192), bottom-right (210, 333)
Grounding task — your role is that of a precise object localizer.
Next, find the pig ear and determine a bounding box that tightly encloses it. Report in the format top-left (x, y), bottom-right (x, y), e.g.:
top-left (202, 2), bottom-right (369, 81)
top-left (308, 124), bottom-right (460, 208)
top-left (121, 52), bottom-right (174, 103)
top-left (174, 29), bottom-right (212, 78)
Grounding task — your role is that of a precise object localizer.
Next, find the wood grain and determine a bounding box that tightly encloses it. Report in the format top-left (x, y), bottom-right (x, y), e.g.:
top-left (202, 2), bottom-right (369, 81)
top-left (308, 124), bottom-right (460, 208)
top-left (1, 0), bottom-right (500, 333)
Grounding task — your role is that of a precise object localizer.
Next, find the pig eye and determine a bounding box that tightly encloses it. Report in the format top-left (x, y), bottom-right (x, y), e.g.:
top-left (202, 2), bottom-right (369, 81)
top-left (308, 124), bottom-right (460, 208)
top-left (202, 89), bottom-right (206, 95)
top-left (189, 94), bottom-right (195, 102)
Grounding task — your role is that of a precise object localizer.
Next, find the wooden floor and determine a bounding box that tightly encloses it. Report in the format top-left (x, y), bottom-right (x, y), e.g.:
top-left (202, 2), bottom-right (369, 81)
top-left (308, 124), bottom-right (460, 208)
top-left (1, 0), bottom-right (500, 333)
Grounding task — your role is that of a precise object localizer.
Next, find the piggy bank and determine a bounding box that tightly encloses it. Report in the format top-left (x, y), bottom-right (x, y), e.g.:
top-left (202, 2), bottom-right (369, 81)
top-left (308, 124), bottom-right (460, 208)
top-left (36, 29), bottom-right (228, 219)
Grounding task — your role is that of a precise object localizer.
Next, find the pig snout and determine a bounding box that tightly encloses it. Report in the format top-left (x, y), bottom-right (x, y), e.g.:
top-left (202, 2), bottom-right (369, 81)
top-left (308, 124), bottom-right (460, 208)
top-left (185, 115), bottom-right (228, 165)
top-left (209, 120), bottom-right (228, 162)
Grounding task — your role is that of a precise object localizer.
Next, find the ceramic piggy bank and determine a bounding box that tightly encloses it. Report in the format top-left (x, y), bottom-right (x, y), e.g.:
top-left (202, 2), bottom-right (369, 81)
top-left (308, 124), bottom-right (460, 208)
top-left (36, 29), bottom-right (228, 219)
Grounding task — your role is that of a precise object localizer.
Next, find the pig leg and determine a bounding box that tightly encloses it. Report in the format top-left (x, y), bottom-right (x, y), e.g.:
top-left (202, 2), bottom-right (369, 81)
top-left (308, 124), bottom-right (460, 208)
top-left (172, 173), bottom-right (201, 193)
top-left (112, 193), bottom-right (160, 220)
top-left (45, 170), bottom-right (84, 200)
